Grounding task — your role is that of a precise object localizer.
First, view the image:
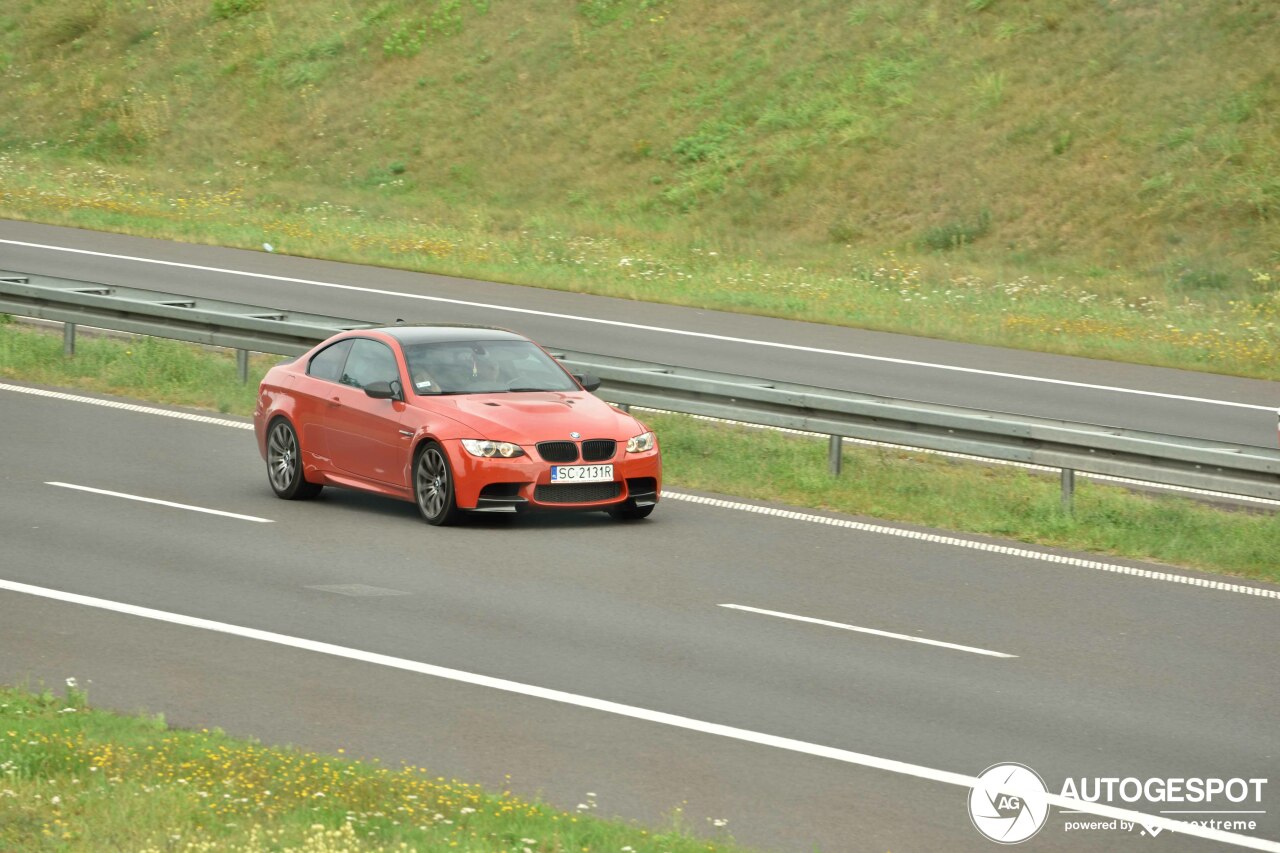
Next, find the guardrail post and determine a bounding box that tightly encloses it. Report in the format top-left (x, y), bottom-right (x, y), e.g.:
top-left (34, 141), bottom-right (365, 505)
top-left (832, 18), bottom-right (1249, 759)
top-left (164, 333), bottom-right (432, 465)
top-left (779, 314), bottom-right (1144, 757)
top-left (237, 349), bottom-right (249, 383)
top-left (1061, 468), bottom-right (1075, 514)
top-left (63, 322), bottom-right (76, 357)
top-left (829, 435), bottom-right (843, 476)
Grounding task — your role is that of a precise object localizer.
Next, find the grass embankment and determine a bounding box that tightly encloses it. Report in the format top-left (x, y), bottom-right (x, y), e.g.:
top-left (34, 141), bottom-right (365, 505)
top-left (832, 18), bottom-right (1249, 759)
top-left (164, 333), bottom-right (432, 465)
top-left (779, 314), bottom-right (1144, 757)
top-left (0, 1), bottom-right (1278, 378)
top-left (0, 682), bottom-right (745, 852)
top-left (2, 319), bottom-right (1275, 584)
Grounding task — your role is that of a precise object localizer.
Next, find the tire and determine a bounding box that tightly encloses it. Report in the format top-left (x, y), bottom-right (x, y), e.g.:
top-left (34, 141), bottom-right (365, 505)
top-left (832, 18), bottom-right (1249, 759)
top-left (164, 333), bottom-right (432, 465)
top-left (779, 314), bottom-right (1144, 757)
top-left (414, 442), bottom-right (461, 526)
top-left (607, 502), bottom-right (654, 521)
top-left (266, 418), bottom-right (322, 500)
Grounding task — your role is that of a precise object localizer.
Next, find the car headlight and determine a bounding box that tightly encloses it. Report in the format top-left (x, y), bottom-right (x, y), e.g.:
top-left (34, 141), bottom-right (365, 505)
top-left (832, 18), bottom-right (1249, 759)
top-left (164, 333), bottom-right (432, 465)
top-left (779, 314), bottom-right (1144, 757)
top-left (626, 431), bottom-right (656, 453)
top-left (461, 439), bottom-right (525, 458)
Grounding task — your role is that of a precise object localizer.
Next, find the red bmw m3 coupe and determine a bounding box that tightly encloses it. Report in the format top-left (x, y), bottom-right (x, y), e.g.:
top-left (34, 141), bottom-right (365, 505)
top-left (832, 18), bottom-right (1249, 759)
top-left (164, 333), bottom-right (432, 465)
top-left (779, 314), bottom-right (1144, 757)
top-left (254, 326), bottom-right (661, 524)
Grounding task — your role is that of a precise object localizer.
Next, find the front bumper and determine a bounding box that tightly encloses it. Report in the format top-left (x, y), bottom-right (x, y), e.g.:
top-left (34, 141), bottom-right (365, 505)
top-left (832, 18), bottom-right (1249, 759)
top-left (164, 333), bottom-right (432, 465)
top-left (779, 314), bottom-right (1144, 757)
top-left (445, 440), bottom-right (662, 512)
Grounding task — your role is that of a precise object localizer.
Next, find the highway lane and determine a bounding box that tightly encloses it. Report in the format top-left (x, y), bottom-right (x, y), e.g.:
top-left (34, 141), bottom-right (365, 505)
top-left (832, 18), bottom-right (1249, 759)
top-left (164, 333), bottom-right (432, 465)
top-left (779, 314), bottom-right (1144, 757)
top-left (1, 384), bottom-right (1277, 851)
top-left (2, 219), bottom-right (1277, 448)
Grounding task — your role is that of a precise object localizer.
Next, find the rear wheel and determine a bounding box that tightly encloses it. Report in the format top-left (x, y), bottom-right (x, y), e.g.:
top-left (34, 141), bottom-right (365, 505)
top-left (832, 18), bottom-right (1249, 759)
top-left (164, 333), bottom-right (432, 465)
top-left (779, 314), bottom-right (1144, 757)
top-left (414, 442), bottom-right (461, 526)
top-left (266, 419), bottom-right (322, 500)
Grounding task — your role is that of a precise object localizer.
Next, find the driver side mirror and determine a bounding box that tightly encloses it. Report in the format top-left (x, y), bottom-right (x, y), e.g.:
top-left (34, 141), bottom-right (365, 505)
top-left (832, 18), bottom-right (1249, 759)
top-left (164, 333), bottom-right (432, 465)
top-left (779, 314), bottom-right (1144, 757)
top-left (573, 373), bottom-right (602, 392)
top-left (364, 380), bottom-right (403, 401)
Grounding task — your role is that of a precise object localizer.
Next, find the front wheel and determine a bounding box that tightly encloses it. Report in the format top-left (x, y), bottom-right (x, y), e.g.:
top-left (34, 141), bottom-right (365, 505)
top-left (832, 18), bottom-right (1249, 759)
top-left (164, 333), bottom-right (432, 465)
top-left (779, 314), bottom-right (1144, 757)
top-left (414, 442), bottom-right (461, 526)
top-left (266, 419), bottom-right (322, 500)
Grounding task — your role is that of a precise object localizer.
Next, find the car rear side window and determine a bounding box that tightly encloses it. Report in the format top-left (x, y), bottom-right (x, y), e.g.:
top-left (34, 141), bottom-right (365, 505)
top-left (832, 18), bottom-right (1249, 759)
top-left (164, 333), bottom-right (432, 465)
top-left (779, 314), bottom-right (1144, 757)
top-left (307, 339), bottom-right (354, 383)
top-left (340, 339), bottom-right (401, 390)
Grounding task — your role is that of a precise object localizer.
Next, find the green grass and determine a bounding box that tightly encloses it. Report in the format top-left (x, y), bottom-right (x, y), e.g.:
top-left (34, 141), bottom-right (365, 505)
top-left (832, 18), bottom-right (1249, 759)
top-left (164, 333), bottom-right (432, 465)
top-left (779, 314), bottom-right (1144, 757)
top-left (652, 414), bottom-right (1279, 584)
top-left (0, 1), bottom-right (1277, 378)
top-left (0, 320), bottom-right (268, 415)
top-left (2, 320), bottom-right (1276, 584)
top-left (0, 682), bottom-right (749, 852)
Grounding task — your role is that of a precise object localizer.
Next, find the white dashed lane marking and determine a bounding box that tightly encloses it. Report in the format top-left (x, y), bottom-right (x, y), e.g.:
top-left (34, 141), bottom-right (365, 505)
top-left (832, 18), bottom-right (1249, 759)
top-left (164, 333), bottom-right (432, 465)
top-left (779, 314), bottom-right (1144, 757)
top-left (3, 382), bottom-right (1276, 601)
top-left (47, 482), bottom-right (273, 523)
top-left (719, 603), bottom-right (1018, 658)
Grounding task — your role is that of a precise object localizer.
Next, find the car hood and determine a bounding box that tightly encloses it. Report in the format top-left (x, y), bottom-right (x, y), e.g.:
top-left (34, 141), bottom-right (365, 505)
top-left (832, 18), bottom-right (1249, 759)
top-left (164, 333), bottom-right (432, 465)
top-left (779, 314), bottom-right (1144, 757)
top-left (437, 392), bottom-right (640, 442)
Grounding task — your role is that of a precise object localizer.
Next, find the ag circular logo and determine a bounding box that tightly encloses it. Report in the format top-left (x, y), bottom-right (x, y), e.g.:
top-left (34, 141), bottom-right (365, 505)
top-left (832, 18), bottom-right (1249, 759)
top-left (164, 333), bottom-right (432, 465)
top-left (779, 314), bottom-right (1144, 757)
top-left (969, 763), bottom-right (1050, 844)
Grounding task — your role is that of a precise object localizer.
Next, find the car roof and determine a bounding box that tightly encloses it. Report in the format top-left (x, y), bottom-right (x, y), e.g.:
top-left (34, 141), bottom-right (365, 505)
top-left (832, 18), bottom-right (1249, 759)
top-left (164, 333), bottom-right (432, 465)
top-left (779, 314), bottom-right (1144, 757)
top-left (370, 325), bottom-right (528, 345)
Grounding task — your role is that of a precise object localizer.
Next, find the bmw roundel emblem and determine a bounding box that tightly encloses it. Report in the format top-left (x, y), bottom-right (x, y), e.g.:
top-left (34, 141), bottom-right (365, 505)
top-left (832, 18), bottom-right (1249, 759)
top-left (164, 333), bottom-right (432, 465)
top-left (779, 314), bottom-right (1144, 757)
top-left (569, 431), bottom-right (580, 439)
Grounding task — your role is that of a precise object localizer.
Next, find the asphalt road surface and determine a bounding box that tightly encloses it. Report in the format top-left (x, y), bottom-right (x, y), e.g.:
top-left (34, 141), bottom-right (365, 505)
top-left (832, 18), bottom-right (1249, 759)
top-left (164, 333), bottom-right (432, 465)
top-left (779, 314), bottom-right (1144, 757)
top-left (1, 220), bottom-right (1277, 449)
top-left (1, 383), bottom-right (1277, 852)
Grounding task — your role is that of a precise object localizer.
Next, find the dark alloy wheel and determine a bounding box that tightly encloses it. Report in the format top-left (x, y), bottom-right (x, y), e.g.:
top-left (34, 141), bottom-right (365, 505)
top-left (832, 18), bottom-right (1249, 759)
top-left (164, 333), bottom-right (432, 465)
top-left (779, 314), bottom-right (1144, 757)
top-left (266, 419), bottom-right (322, 500)
top-left (414, 442), bottom-right (461, 526)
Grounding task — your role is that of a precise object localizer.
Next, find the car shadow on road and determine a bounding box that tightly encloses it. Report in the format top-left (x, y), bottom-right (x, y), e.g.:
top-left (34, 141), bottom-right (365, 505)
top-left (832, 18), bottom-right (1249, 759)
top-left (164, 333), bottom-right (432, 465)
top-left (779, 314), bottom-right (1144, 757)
top-left (297, 488), bottom-right (653, 531)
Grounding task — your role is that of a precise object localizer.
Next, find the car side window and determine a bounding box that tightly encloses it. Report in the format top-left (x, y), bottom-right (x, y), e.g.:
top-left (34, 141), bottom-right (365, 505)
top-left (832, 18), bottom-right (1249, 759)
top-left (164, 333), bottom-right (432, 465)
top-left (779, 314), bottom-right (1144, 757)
top-left (340, 339), bottom-right (400, 390)
top-left (307, 339), bottom-right (354, 383)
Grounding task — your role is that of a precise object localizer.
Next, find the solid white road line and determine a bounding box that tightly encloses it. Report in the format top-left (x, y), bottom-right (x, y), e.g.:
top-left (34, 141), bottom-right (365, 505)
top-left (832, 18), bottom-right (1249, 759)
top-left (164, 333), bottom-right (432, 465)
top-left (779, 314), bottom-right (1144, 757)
top-left (4, 382), bottom-right (1276, 601)
top-left (720, 603), bottom-right (1017, 658)
top-left (2, 238), bottom-right (1273, 412)
top-left (635, 406), bottom-right (1280, 507)
top-left (0, 382), bottom-right (256, 429)
top-left (46, 482), bottom-right (273, 523)
top-left (0, 578), bottom-right (1275, 851)
top-left (3, 384), bottom-right (1274, 511)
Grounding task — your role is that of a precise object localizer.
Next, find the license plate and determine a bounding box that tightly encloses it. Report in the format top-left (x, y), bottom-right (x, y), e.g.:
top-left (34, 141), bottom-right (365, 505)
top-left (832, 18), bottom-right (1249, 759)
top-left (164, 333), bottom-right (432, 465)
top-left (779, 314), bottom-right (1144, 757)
top-left (550, 464), bottom-right (614, 483)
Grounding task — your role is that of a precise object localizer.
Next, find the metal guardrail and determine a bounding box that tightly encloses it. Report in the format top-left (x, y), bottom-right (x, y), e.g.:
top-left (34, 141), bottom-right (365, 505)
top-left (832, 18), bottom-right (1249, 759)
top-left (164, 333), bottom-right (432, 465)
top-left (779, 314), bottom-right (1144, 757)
top-left (0, 271), bottom-right (378, 378)
top-left (552, 350), bottom-right (1280, 504)
top-left (3, 270), bottom-right (1278, 507)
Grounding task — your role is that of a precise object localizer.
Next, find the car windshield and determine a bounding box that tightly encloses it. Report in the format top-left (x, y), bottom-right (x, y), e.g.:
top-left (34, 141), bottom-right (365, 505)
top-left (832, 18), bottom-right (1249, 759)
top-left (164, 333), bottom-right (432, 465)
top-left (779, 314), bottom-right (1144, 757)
top-left (401, 339), bottom-right (580, 395)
